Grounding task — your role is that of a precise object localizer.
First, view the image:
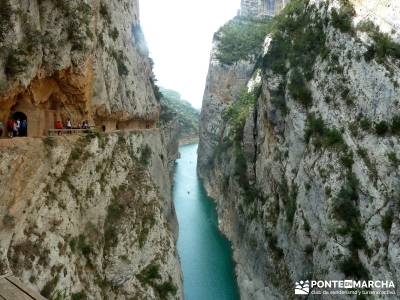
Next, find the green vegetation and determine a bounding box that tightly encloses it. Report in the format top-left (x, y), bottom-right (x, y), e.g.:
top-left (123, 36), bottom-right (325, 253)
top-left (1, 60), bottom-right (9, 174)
top-left (358, 20), bottom-right (400, 63)
top-left (104, 225), bottom-right (118, 248)
top-left (0, 0), bottom-right (12, 41)
top-left (266, 233), bottom-right (284, 258)
top-left (137, 264), bottom-right (177, 299)
top-left (77, 234), bottom-right (93, 258)
top-left (360, 117), bottom-right (371, 131)
top-left (331, 156), bottom-right (369, 280)
top-left (140, 144), bottom-right (152, 166)
top-left (304, 115), bottom-right (344, 149)
top-left (107, 202), bottom-right (124, 222)
top-left (223, 90), bottom-right (258, 142)
top-left (375, 121), bottom-right (389, 136)
top-left (215, 16), bottom-right (272, 65)
top-left (2, 213), bottom-right (15, 228)
top-left (387, 152), bottom-right (399, 167)
top-left (304, 244), bottom-right (314, 256)
top-left (357, 147), bottom-right (378, 181)
top-left (24, 27), bottom-right (42, 52)
top-left (159, 87), bottom-right (200, 139)
top-left (155, 281), bottom-right (178, 299)
top-left (332, 173), bottom-right (359, 227)
top-left (285, 185), bottom-right (298, 224)
top-left (104, 202), bottom-right (123, 248)
top-left (42, 136), bottom-right (57, 148)
top-left (259, 0), bottom-right (327, 110)
top-left (40, 275), bottom-right (60, 298)
top-left (339, 256), bottom-right (369, 280)
top-left (57, 2), bottom-right (94, 52)
top-left (99, 2), bottom-right (111, 24)
top-left (331, 0), bottom-right (355, 34)
top-left (138, 264), bottom-right (161, 284)
top-left (391, 115), bottom-right (400, 134)
top-left (340, 150), bottom-right (354, 169)
top-left (381, 211), bottom-right (393, 234)
top-left (288, 68), bottom-right (312, 107)
top-left (111, 50), bottom-right (129, 76)
top-left (263, 0), bottom-right (327, 80)
top-left (270, 82), bottom-right (287, 115)
top-left (279, 179), bottom-right (298, 225)
top-left (72, 292), bottom-right (87, 300)
top-left (109, 27), bottom-right (119, 41)
top-left (69, 238), bottom-right (77, 253)
top-left (303, 218), bottom-right (311, 232)
top-left (222, 90), bottom-right (258, 202)
top-left (5, 49), bottom-right (29, 77)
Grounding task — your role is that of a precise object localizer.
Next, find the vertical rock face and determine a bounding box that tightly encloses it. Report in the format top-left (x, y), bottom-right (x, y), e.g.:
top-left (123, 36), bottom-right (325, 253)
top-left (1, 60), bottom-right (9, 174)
top-left (199, 0), bottom-right (400, 299)
top-left (0, 0), bottom-right (159, 136)
top-left (240, 0), bottom-right (290, 18)
top-left (0, 133), bottom-right (182, 299)
top-left (200, 0), bottom-right (290, 177)
top-left (198, 44), bottom-right (255, 176)
top-left (0, 0), bottom-right (183, 299)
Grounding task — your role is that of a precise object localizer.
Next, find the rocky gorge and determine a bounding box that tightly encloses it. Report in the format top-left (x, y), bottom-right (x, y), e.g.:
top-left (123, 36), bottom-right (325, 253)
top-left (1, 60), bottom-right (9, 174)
top-left (0, 0), bottom-right (183, 299)
top-left (198, 0), bottom-right (400, 299)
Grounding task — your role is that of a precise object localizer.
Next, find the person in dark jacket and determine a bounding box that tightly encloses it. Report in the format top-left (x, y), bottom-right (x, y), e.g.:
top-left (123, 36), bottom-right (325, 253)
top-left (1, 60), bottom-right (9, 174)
top-left (20, 119), bottom-right (27, 136)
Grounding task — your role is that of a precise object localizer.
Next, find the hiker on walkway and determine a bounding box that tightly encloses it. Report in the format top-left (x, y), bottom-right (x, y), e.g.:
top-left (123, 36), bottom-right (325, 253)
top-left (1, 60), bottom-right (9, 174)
top-left (7, 119), bottom-right (14, 137)
top-left (20, 119), bottom-right (27, 136)
top-left (66, 119), bottom-right (72, 134)
top-left (55, 120), bottom-right (63, 135)
top-left (12, 121), bottom-right (18, 137)
top-left (0, 121), bottom-right (4, 137)
top-left (82, 120), bottom-right (88, 129)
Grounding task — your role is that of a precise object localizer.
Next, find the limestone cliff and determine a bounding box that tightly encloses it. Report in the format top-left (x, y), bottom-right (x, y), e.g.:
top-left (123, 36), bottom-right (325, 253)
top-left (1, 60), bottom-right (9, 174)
top-left (159, 88), bottom-right (200, 146)
top-left (0, 132), bottom-right (182, 299)
top-left (0, 0), bottom-right (183, 299)
top-left (199, 0), bottom-right (400, 299)
top-left (240, 0), bottom-right (290, 18)
top-left (0, 0), bottom-right (159, 136)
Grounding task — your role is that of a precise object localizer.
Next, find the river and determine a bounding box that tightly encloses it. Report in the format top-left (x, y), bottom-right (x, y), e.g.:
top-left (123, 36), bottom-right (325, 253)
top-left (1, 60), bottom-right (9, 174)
top-left (172, 143), bottom-right (240, 300)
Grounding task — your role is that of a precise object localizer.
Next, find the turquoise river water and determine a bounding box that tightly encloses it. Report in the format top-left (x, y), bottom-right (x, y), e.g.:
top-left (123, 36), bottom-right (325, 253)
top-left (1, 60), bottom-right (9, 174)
top-left (172, 143), bottom-right (240, 300)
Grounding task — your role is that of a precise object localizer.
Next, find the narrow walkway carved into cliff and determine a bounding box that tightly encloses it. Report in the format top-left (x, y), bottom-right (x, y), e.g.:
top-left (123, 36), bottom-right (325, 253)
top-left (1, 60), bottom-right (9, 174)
top-left (0, 274), bottom-right (47, 300)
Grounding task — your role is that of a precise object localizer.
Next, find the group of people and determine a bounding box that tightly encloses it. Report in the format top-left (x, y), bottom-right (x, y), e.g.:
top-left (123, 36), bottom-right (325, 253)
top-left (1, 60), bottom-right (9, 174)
top-left (0, 119), bottom-right (28, 138)
top-left (0, 117), bottom-right (92, 138)
top-left (54, 119), bottom-right (91, 135)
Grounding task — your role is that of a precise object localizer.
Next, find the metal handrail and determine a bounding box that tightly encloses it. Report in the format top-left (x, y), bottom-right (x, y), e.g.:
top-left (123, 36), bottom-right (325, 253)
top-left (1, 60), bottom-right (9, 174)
top-left (48, 127), bottom-right (100, 136)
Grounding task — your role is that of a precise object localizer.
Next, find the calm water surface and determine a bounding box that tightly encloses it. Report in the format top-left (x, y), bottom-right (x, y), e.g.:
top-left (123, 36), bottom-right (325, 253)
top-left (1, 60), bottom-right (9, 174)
top-left (173, 143), bottom-right (240, 300)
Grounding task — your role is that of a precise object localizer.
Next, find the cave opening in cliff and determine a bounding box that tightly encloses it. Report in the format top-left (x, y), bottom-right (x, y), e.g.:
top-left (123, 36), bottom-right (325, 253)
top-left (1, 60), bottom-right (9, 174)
top-left (11, 112), bottom-right (28, 137)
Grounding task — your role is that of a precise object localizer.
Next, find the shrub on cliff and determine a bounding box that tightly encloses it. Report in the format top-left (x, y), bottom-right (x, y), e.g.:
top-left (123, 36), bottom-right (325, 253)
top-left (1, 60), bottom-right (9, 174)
top-left (112, 50), bottom-right (129, 76)
top-left (331, 0), bottom-right (355, 34)
top-left (215, 16), bottom-right (271, 65)
top-left (304, 115), bottom-right (345, 149)
top-left (288, 68), bottom-right (313, 107)
top-left (358, 20), bottom-right (400, 63)
top-left (159, 87), bottom-right (200, 138)
top-left (339, 256), bottom-right (369, 280)
top-left (375, 121), bottom-right (389, 136)
top-left (5, 48), bottom-right (29, 77)
top-left (223, 90), bottom-right (257, 142)
top-left (72, 292), bottom-right (87, 300)
top-left (0, 0), bottom-right (12, 41)
top-left (263, 0), bottom-right (326, 78)
top-left (140, 144), bottom-right (152, 166)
